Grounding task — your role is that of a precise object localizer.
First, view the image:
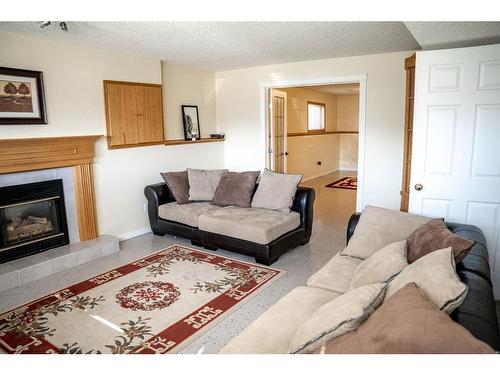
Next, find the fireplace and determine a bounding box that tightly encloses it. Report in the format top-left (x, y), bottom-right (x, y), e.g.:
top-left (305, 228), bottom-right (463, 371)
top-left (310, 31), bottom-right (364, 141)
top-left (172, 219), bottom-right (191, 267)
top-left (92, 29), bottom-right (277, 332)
top-left (0, 179), bottom-right (69, 263)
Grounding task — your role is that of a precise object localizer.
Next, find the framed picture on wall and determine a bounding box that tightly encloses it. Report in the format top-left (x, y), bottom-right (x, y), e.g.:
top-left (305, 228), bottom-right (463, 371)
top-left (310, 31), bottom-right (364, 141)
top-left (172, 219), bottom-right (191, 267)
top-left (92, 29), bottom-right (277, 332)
top-left (181, 105), bottom-right (201, 140)
top-left (0, 67), bottom-right (47, 125)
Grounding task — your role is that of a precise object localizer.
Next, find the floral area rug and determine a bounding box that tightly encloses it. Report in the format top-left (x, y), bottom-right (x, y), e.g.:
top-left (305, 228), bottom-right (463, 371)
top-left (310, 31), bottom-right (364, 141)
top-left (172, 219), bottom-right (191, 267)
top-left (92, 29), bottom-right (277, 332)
top-left (325, 176), bottom-right (357, 190)
top-left (0, 245), bottom-right (284, 354)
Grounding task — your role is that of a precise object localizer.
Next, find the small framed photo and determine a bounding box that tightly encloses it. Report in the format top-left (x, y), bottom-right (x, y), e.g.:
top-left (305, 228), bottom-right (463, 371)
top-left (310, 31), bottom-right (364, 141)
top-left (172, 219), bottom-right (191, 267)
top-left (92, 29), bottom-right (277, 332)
top-left (0, 67), bottom-right (48, 125)
top-left (181, 105), bottom-right (201, 140)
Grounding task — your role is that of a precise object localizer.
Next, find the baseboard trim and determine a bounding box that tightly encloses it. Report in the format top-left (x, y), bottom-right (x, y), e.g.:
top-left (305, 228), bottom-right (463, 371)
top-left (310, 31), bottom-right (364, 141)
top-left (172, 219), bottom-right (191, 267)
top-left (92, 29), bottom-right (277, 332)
top-left (118, 227), bottom-right (152, 241)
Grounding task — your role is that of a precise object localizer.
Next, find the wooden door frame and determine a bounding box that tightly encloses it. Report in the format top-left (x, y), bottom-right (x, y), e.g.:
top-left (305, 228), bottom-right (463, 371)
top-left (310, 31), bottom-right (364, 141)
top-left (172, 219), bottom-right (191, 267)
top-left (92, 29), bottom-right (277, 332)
top-left (400, 53), bottom-right (416, 212)
top-left (260, 74), bottom-right (367, 212)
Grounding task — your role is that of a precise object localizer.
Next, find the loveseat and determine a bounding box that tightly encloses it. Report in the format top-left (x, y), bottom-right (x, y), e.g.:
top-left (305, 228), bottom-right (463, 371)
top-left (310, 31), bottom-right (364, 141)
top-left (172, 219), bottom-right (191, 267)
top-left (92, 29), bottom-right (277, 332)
top-left (220, 207), bottom-right (500, 353)
top-left (144, 182), bottom-right (315, 265)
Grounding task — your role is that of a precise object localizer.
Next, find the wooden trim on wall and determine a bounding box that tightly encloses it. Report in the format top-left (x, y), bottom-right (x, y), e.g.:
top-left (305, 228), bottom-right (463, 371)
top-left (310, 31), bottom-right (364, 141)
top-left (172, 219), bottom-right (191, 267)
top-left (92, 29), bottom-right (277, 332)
top-left (106, 137), bottom-right (226, 148)
top-left (164, 138), bottom-right (225, 146)
top-left (73, 163), bottom-right (99, 241)
top-left (0, 135), bottom-right (102, 174)
top-left (400, 53), bottom-right (416, 212)
top-left (102, 80), bottom-right (162, 88)
top-left (405, 54), bottom-right (416, 70)
top-left (105, 140), bottom-right (165, 149)
top-left (0, 135), bottom-right (102, 241)
top-left (287, 130), bottom-right (358, 137)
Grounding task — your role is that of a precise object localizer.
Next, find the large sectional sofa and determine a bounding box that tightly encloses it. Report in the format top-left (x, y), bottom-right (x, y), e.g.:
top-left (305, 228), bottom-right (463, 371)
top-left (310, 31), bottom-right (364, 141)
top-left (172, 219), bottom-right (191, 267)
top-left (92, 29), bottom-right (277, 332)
top-left (144, 182), bottom-right (315, 265)
top-left (220, 208), bottom-right (500, 353)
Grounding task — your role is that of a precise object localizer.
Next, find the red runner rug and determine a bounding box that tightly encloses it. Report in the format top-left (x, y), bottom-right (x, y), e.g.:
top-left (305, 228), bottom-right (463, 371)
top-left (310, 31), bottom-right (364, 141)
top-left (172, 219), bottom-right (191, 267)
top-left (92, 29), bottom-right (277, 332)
top-left (325, 177), bottom-right (357, 190)
top-left (0, 245), bottom-right (284, 354)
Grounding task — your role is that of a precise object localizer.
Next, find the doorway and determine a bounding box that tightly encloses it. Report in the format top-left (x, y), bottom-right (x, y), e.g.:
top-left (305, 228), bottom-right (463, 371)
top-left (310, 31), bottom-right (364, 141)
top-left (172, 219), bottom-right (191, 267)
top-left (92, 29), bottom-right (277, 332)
top-left (269, 89), bottom-right (288, 173)
top-left (262, 76), bottom-right (366, 214)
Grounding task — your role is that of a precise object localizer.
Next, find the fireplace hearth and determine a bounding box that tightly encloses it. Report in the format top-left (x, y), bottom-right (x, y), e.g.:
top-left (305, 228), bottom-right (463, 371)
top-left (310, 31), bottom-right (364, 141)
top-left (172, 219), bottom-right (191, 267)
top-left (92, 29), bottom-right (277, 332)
top-left (0, 179), bottom-right (69, 263)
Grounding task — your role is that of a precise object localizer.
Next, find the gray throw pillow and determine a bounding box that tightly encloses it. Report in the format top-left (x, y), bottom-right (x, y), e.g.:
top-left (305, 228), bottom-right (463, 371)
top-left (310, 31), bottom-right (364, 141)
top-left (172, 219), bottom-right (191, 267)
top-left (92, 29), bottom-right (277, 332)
top-left (187, 168), bottom-right (228, 201)
top-left (161, 171), bottom-right (191, 204)
top-left (251, 169), bottom-right (302, 212)
top-left (211, 171), bottom-right (260, 208)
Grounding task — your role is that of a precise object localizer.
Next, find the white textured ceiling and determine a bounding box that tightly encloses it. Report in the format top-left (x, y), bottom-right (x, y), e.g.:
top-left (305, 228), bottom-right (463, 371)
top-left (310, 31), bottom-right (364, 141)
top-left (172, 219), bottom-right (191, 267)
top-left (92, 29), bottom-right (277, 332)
top-left (1, 22), bottom-right (499, 71)
top-left (0, 22), bottom-right (420, 71)
top-left (404, 22), bottom-right (500, 49)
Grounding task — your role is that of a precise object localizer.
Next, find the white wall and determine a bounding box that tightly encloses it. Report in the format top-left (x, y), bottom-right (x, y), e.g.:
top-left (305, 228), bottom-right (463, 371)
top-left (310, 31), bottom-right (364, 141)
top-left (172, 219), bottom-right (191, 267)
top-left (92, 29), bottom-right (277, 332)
top-left (283, 89), bottom-right (359, 178)
top-left (287, 134), bottom-right (340, 181)
top-left (216, 51), bottom-right (410, 209)
top-left (162, 63), bottom-right (217, 140)
top-left (339, 134), bottom-right (358, 171)
top-left (337, 95), bottom-right (359, 131)
top-left (281, 87), bottom-right (339, 180)
top-left (0, 32), bottom-right (225, 239)
top-left (337, 95), bottom-right (359, 171)
top-left (281, 87), bottom-right (338, 132)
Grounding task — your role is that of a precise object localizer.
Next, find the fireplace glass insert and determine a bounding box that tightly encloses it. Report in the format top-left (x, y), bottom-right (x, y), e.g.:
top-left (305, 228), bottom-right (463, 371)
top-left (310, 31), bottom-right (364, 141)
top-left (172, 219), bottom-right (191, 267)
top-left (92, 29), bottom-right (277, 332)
top-left (0, 179), bottom-right (69, 263)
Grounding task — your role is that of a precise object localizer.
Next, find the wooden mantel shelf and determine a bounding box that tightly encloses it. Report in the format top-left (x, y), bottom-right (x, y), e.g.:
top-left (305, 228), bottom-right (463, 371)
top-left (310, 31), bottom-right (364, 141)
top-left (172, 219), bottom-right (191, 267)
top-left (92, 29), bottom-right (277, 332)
top-left (0, 135), bottom-right (102, 241)
top-left (0, 135), bottom-right (103, 174)
top-left (164, 138), bottom-right (225, 146)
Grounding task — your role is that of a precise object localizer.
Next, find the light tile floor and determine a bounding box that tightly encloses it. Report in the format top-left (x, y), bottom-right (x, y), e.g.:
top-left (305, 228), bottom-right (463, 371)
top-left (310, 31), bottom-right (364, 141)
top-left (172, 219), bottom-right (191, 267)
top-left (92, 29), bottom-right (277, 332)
top-left (0, 171), bottom-right (354, 353)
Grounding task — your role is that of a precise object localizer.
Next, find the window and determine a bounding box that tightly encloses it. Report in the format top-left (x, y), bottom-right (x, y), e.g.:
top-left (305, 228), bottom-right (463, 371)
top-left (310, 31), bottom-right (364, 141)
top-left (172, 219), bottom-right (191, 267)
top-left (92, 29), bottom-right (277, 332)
top-left (307, 102), bottom-right (325, 132)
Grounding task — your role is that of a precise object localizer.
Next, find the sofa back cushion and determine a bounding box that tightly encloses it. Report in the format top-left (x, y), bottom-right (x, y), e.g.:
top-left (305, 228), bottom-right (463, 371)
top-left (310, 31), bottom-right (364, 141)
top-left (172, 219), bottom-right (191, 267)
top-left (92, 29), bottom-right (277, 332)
top-left (251, 169), bottom-right (302, 212)
top-left (187, 168), bottom-right (228, 201)
top-left (385, 247), bottom-right (468, 314)
top-left (211, 171), bottom-right (260, 208)
top-left (407, 218), bottom-right (475, 263)
top-left (349, 240), bottom-right (408, 290)
top-left (306, 253), bottom-right (362, 293)
top-left (317, 283), bottom-right (494, 354)
top-left (342, 205), bottom-right (431, 259)
top-left (288, 283), bottom-right (386, 354)
top-left (161, 171), bottom-right (191, 204)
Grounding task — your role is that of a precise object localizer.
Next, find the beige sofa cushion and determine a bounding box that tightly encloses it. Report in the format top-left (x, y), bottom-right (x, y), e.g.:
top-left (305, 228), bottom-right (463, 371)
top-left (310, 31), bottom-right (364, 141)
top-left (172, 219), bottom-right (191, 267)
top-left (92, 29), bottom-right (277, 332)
top-left (288, 283), bottom-right (387, 354)
top-left (349, 240), bottom-right (408, 290)
top-left (251, 169), bottom-right (302, 212)
top-left (219, 286), bottom-right (341, 354)
top-left (342, 205), bottom-right (431, 259)
top-left (198, 206), bottom-right (300, 245)
top-left (158, 201), bottom-right (221, 228)
top-left (187, 168), bottom-right (228, 201)
top-left (385, 247), bottom-right (468, 314)
top-left (317, 283), bottom-right (494, 354)
top-left (307, 253), bottom-right (362, 293)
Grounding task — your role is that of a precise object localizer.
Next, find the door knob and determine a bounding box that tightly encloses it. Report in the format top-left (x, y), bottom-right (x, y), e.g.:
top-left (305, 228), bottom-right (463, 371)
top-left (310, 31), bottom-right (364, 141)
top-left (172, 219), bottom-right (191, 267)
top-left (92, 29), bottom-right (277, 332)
top-left (285, 152), bottom-right (289, 156)
top-left (414, 183), bottom-right (423, 191)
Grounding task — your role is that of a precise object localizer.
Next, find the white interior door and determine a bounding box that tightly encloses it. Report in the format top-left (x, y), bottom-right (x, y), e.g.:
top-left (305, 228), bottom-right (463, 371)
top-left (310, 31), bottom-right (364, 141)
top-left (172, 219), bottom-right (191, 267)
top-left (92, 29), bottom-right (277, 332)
top-left (269, 89), bottom-right (288, 173)
top-left (410, 44), bottom-right (500, 297)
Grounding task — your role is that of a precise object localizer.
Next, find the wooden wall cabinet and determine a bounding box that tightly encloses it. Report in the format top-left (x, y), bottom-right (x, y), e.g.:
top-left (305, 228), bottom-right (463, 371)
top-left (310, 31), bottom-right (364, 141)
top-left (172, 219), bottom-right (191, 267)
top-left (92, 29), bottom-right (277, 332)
top-left (104, 80), bottom-right (165, 149)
